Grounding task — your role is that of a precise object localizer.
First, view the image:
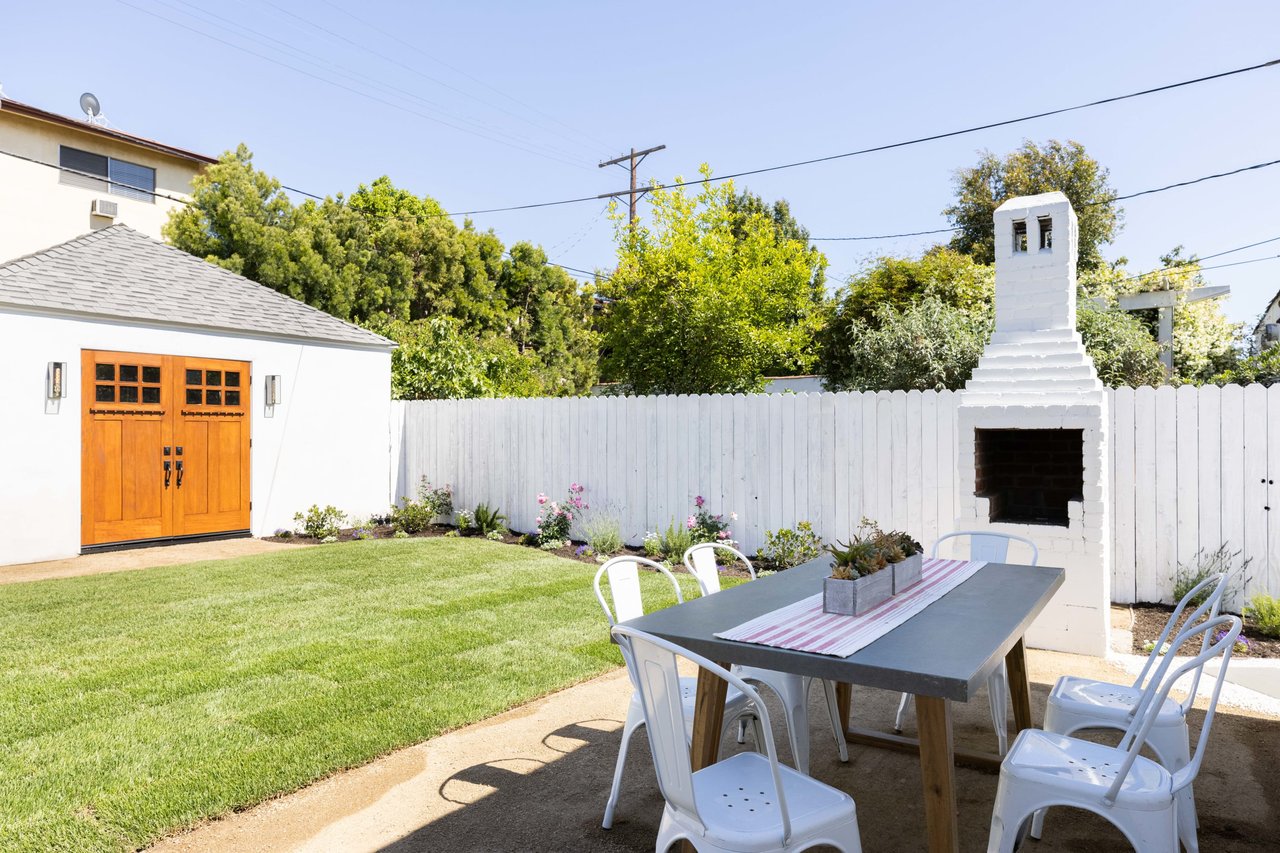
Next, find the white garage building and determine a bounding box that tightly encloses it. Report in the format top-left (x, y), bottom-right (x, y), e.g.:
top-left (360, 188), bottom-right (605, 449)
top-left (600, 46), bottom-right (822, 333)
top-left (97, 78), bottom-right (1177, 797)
top-left (0, 225), bottom-right (395, 566)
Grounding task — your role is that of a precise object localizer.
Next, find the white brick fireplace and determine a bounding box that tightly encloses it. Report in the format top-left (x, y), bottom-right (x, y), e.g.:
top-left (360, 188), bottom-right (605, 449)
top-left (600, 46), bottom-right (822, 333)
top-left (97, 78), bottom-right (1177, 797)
top-left (956, 192), bottom-right (1110, 656)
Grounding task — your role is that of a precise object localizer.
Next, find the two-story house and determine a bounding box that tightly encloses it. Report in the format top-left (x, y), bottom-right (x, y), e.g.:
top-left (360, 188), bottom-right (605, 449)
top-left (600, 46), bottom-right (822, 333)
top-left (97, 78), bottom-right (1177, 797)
top-left (0, 95), bottom-right (216, 262)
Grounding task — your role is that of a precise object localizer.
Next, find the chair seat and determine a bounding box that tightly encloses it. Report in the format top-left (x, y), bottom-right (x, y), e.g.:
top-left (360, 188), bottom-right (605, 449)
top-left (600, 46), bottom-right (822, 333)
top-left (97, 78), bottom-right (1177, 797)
top-left (1049, 676), bottom-right (1185, 726)
top-left (687, 751), bottom-right (857, 851)
top-left (1003, 730), bottom-right (1173, 812)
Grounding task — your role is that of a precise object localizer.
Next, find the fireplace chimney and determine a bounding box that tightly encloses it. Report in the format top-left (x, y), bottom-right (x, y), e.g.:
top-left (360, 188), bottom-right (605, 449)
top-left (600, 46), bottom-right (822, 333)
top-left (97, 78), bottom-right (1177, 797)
top-left (955, 192), bottom-right (1110, 656)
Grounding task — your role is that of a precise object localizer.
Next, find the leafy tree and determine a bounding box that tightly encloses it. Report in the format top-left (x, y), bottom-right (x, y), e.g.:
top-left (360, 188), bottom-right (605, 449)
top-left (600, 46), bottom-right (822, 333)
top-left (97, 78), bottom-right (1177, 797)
top-left (167, 146), bottom-right (599, 397)
top-left (821, 296), bottom-right (993, 392)
top-left (945, 139), bottom-right (1121, 270)
top-left (727, 190), bottom-right (826, 293)
top-left (825, 247), bottom-right (993, 328)
top-left (598, 166), bottom-right (829, 394)
top-left (1211, 346), bottom-right (1280, 387)
top-left (1075, 302), bottom-right (1165, 386)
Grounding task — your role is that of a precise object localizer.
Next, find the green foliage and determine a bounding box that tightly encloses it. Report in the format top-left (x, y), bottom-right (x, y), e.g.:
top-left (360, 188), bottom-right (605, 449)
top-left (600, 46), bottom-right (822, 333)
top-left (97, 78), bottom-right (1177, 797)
top-left (390, 477), bottom-right (453, 534)
top-left (945, 139), bottom-right (1121, 270)
top-left (455, 509), bottom-right (475, 530)
top-left (166, 148), bottom-right (597, 399)
top-left (1244, 593), bottom-right (1280, 638)
top-left (1076, 300), bottom-right (1165, 386)
top-left (582, 512), bottom-right (624, 556)
top-left (644, 519), bottom-right (695, 563)
top-left (760, 521), bottom-right (824, 570)
top-left (534, 484), bottom-right (587, 546)
top-left (293, 505), bottom-right (346, 539)
top-left (472, 503), bottom-right (508, 536)
top-left (827, 248), bottom-right (994, 328)
top-left (826, 518), bottom-right (920, 579)
top-left (599, 167), bottom-right (830, 393)
top-left (1212, 346), bottom-right (1280, 387)
top-left (1172, 544), bottom-right (1249, 606)
top-left (821, 295), bottom-right (993, 391)
top-left (687, 495), bottom-right (737, 546)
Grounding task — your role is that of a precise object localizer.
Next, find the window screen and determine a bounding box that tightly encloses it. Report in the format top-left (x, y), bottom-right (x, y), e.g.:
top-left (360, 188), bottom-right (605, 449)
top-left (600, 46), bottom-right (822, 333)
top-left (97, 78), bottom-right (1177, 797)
top-left (108, 158), bottom-right (156, 203)
top-left (59, 146), bottom-right (108, 191)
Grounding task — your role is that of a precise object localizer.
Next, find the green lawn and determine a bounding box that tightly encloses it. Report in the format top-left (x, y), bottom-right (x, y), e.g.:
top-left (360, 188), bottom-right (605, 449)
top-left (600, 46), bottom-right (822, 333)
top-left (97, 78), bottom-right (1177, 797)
top-left (0, 538), bottom-right (704, 852)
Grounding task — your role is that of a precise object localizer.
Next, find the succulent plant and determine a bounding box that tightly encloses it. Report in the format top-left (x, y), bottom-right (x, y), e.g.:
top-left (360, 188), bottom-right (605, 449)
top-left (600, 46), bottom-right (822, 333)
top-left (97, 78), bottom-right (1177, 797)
top-left (828, 520), bottom-right (921, 579)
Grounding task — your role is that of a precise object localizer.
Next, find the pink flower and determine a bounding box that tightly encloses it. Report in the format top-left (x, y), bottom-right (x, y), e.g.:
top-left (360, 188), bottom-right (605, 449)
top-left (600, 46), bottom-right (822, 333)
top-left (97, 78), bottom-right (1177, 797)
top-left (570, 482), bottom-right (584, 493)
top-left (536, 516), bottom-right (543, 525)
top-left (717, 531), bottom-right (728, 539)
top-left (686, 515), bottom-right (696, 530)
top-left (537, 493), bottom-right (548, 505)
top-left (730, 512), bottom-right (738, 521)
top-left (694, 495), bottom-right (705, 508)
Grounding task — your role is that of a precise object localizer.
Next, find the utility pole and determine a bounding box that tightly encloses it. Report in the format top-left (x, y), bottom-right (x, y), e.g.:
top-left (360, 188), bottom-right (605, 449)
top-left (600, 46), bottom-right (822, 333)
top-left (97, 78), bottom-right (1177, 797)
top-left (598, 145), bottom-right (666, 226)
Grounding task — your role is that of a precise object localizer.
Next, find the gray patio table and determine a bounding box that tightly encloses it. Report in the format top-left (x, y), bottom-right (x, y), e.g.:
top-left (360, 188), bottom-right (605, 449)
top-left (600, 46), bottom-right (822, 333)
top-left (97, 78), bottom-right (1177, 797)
top-left (620, 555), bottom-right (1064, 853)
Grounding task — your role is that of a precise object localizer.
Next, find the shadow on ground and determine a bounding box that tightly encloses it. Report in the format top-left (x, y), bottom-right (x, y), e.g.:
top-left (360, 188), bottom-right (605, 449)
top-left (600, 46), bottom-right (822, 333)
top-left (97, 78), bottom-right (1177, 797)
top-left (377, 680), bottom-right (1280, 852)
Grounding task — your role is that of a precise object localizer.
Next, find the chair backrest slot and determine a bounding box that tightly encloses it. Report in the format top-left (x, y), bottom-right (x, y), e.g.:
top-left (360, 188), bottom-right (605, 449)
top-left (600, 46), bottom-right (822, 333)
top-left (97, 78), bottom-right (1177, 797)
top-left (682, 543), bottom-right (755, 597)
top-left (594, 556), bottom-right (684, 625)
top-left (931, 530), bottom-right (1040, 566)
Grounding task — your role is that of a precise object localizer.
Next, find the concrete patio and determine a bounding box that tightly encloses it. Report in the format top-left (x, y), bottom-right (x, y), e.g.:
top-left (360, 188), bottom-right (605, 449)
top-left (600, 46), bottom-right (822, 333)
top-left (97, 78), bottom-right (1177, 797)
top-left (148, 647), bottom-right (1280, 853)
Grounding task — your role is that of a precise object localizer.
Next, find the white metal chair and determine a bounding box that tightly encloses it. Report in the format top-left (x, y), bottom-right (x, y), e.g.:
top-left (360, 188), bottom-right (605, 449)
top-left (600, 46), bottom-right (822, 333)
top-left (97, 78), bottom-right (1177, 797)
top-left (987, 614), bottom-right (1242, 853)
top-left (595, 556), bottom-right (762, 830)
top-left (1029, 571), bottom-right (1231, 849)
top-left (684, 542), bottom-right (849, 774)
top-left (894, 531), bottom-right (1039, 756)
top-left (613, 624), bottom-right (863, 853)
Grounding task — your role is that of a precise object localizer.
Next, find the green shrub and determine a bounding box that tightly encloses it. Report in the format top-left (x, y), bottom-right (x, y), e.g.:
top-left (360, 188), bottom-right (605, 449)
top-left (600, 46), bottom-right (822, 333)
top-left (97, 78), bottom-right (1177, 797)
top-left (761, 521), bottom-right (824, 569)
top-left (1172, 544), bottom-right (1250, 606)
top-left (643, 519), bottom-right (695, 563)
top-left (455, 510), bottom-right (475, 531)
top-left (1245, 593), bottom-right (1280, 638)
top-left (293, 505), bottom-right (346, 539)
top-left (583, 512), bottom-right (623, 556)
top-left (473, 503), bottom-right (508, 536)
top-left (391, 477), bottom-right (454, 533)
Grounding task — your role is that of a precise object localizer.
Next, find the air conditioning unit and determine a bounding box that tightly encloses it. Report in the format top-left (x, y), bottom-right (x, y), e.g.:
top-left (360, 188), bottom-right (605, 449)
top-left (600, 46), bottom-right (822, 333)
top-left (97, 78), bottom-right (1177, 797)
top-left (90, 199), bottom-right (118, 219)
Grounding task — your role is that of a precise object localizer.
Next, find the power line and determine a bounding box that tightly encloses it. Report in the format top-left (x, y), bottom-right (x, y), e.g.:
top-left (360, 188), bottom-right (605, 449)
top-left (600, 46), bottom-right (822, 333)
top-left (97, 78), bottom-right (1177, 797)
top-left (114, 0), bottom-right (593, 171)
top-left (1120, 250), bottom-right (1280, 283)
top-left (430, 56), bottom-right (1280, 218)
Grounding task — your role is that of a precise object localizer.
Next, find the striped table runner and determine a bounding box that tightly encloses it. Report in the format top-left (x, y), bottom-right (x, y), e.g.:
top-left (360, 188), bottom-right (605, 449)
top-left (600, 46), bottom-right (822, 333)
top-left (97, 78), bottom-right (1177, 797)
top-left (714, 558), bottom-right (987, 657)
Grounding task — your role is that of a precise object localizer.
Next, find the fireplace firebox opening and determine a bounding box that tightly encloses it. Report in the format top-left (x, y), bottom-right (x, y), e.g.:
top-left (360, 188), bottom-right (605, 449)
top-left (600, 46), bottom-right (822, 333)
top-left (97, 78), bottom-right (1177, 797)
top-left (974, 428), bottom-right (1083, 526)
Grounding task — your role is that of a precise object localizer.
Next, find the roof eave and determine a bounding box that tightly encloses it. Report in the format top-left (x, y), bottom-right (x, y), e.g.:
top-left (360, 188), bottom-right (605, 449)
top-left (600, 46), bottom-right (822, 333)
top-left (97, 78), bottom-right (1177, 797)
top-left (0, 98), bottom-right (218, 166)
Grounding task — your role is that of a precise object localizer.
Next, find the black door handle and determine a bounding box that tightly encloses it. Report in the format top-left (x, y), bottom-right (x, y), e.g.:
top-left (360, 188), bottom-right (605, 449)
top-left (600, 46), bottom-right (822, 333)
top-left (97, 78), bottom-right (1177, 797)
top-left (176, 460), bottom-right (184, 487)
top-left (164, 460), bottom-right (172, 488)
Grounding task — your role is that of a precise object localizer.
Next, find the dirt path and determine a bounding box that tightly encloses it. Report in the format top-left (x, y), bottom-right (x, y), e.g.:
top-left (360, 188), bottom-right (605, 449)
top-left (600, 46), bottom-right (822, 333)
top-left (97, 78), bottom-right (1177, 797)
top-left (147, 649), bottom-right (1280, 853)
top-left (0, 538), bottom-right (299, 585)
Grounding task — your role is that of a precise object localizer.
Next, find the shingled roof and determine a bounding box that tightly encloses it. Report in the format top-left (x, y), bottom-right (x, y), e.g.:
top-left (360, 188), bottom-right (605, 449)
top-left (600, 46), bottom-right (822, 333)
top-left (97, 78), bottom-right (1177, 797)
top-left (0, 226), bottom-right (393, 349)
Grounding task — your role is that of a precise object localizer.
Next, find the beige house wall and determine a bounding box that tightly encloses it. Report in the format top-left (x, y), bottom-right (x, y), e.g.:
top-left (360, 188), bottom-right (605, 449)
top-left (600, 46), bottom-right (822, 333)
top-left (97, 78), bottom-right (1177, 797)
top-left (0, 110), bottom-right (203, 262)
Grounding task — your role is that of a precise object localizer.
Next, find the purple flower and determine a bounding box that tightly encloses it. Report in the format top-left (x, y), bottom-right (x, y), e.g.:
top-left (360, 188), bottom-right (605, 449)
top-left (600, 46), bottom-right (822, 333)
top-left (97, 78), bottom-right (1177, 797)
top-left (694, 495), bottom-right (705, 508)
top-left (570, 482), bottom-right (584, 493)
top-left (537, 493), bottom-right (548, 505)
top-left (575, 544), bottom-right (589, 556)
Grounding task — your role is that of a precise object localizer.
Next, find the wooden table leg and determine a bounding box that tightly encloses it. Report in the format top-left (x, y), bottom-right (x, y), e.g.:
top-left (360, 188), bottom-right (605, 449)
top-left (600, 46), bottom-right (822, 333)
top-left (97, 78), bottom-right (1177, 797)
top-left (916, 695), bottom-right (960, 853)
top-left (835, 681), bottom-right (852, 732)
top-left (1005, 637), bottom-right (1034, 733)
top-left (681, 663), bottom-right (730, 853)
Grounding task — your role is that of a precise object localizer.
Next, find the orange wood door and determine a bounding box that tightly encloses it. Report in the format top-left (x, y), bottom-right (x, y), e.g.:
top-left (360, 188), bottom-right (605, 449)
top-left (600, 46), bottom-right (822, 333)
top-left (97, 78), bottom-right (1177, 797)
top-left (81, 350), bottom-right (173, 546)
top-left (81, 350), bottom-right (252, 547)
top-left (172, 357), bottom-right (252, 537)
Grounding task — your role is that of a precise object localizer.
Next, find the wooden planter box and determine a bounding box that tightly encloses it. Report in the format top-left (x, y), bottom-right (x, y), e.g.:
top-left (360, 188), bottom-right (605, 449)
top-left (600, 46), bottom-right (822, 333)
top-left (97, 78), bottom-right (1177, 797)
top-left (823, 570), bottom-right (894, 616)
top-left (892, 552), bottom-right (924, 594)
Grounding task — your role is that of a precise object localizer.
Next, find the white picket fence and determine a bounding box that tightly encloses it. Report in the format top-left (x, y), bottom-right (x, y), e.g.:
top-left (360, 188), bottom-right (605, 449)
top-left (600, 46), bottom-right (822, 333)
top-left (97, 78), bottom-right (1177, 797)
top-left (392, 385), bottom-right (1280, 606)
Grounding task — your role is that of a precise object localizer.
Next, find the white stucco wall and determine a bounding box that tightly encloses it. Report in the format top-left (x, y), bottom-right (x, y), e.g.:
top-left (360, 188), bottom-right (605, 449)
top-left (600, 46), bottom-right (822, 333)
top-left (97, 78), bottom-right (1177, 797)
top-left (0, 110), bottom-right (201, 263)
top-left (0, 308), bottom-right (392, 566)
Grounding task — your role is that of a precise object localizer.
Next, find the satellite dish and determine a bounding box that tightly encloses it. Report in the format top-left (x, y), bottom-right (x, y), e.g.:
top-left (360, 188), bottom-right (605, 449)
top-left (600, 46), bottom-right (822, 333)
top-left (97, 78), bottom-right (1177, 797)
top-left (79, 92), bottom-right (101, 118)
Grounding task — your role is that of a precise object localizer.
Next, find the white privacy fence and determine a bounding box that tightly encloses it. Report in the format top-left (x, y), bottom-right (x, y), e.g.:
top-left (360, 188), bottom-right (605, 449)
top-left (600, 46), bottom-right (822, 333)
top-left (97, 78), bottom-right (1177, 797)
top-left (392, 385), bottom-right (1280, 606)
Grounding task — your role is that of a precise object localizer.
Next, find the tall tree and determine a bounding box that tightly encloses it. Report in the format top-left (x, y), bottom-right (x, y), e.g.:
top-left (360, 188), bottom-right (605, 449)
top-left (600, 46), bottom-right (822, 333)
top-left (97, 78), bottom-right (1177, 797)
top-left (598, 166), bottom-right (829, 394)
top-left (945, 139), bottom-right (1121, 270)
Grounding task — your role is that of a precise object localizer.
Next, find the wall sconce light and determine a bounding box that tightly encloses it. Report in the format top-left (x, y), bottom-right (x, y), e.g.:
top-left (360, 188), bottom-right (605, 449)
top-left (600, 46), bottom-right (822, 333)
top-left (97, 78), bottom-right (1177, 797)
top-left (264, 374), bottom-right (282, 406)
top-left (47, 361), bottom-right (67, 399)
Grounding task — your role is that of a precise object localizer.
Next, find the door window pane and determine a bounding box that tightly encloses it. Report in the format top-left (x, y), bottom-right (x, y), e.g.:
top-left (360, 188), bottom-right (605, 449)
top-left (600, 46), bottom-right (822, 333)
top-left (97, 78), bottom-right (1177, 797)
top-left (142, 386), bottom-right (161, 404)
top-left (119, 386), bottom-right (138, 403)
top-left (205, 370), bottom-right (222, 386)
top-left (96, 363), bottom-right (115, 381)
top-left (205, 389), bottom-right (222, 405)
top-left (186, 369), bottom-right (202, 385)
top-left (225, 390), bottom-right (241, 406)
top-left (186, 389), bottom-right (203, 405)
top-left (119, 365), bottom-right (139, 383)
top-left (225, 371), bottom-right (240, 387)
top-left (96, 385), bottom-right (115, 402)
top-left (142, 366), bottom-right (161, 383)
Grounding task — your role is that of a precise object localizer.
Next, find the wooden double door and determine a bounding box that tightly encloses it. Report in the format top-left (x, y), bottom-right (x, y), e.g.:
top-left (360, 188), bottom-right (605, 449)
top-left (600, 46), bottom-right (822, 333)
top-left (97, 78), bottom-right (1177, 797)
top-left (81, 350), bottom-right (251, 548)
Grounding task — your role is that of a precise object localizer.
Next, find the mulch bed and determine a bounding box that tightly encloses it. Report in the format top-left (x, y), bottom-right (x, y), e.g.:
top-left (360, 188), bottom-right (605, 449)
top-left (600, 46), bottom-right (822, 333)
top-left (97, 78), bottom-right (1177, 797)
top-left (1128, 603), bottom-right (1280, 658)
top-left (262, 523), bottom-right (757, 578)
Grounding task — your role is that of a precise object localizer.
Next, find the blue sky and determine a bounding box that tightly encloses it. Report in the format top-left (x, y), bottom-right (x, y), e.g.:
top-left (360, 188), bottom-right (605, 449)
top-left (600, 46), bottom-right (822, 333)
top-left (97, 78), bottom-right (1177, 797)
top-left (6, 1), bottom-right (1278, 324)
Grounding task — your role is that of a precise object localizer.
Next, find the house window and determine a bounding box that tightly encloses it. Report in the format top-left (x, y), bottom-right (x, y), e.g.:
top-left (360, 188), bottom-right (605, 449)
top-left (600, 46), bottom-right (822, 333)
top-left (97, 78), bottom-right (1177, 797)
top-left (1012, 220), bottom-right (1028, 252)
top-left (1038, 216), bottom-right (1053, 250)
top-left (59, 146), bottom-right (156, 203)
